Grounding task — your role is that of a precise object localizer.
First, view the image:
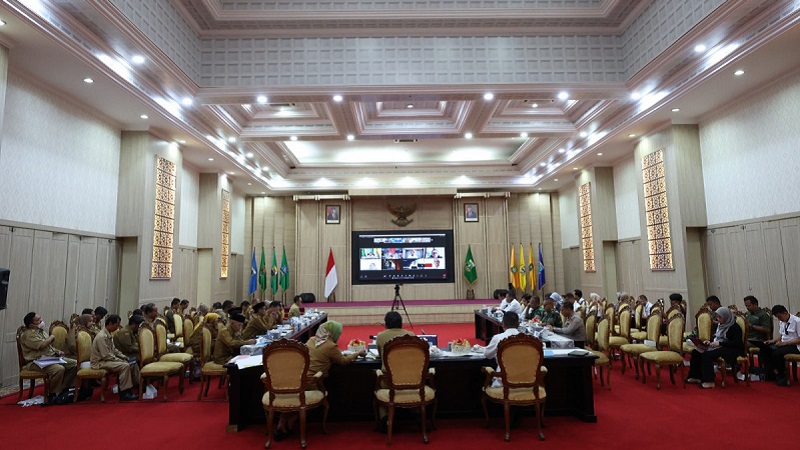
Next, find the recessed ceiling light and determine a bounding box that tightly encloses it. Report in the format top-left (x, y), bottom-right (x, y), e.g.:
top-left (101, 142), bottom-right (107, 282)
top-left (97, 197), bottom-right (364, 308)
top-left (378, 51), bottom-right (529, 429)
top-left (140, 114), bottom-right (148, 119)
top-left (208, 158), bottom-right (214, 161)
top-left (247, 183), bottom-right (252, 186)
top-left (520, 132), bottom-right (528, 138)
top-left (538, 188), bottom-right (542, 191)
top-left (256, 95), bottom-right (268, 104)
top-left (333, 95), bottom-right (343, 102)
top-left (0, 19), bottom-right (6, 26)
top-left (579, 131), bottom-right (588, 138)
top-left (630, 92), bottom-right (641, 100)
top-left (227, 137), bottom-right (236, 143)
top-left (483, 93), bottom-right (494, 100)
top-left (260, 191), bottom-right (266, 194)
top-left (628, 133), bottom-right (636, 138)
top-left (554, 179), bottom-right (559, 182)
top-left (177, 139), bottom-right (186, 144)
top-left (557, 91), bottom-right (569, 100)
top-left (557, 148), bottom-right (565, 154)
top-left (597, 153), bottom-right (603, 156)
top-left (246, 152), bottom-right (254, 158)
top-left (262, 167), bottom-right (269, 172)
top-left (734, 69), bottom-right (745, 76)
top-left (181, 97), bottom-right (193, 106)
top-left (347, 134), bottom-right (355, 141)
top-left (131, 55), bottom-right (145, 64)
top-left (539, 163), bottom-right (546, 167)
top-left (465, 132), bottom-right (473, 139)
top-left (83, 77), bottom-right (94, 84)
top-left (694, 44), bottom-right (706, 53)
top-left (573, 167), bottom-right (579, 170)
top-left (671, 108), bottom-right (681, 112)
top-left (290, 136), bottom-right (298, 141)
top-left (406, 104), bottom-right (414, 109)
top-left (531, 103), bottom-right (538, 108)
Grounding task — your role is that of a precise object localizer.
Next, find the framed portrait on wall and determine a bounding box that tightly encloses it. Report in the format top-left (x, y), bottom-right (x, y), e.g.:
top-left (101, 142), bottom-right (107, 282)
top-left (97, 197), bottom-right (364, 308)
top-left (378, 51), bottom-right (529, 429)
top-left (325, 205), bottom-right (341, 224)
top-left (464, 203), bottom-right (479, 222)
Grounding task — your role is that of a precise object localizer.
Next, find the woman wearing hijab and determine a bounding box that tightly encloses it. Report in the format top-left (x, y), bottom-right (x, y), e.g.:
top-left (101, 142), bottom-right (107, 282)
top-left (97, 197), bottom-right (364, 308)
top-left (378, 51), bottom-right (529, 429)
top-left (686, 307), bottom-right (744, 389)
top-left (274, 321), bottom-right (365, 441)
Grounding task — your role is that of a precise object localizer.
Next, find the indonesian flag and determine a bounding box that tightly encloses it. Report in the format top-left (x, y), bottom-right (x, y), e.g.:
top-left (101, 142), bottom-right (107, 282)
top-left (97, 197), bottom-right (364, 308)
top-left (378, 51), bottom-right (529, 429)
top-left (324, 249), bottom-right (338, 298)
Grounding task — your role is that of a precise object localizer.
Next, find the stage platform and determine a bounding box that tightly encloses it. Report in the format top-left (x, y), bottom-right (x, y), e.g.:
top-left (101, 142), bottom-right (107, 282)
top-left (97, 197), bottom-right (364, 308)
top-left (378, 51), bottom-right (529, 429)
top-left (303, 298), bottom-right (492, 326)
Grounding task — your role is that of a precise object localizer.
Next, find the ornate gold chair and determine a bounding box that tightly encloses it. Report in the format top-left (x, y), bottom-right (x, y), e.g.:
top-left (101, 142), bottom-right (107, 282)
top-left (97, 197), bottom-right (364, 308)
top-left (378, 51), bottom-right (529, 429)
top-left (137, 323), bottom-right (185, 401)
top-left (182, 316), bottom-right (195, 356)
top-left (374, 334), bottom-right (437, 445)
top-left (173, 314), bottom-right (184, 344)
top-left (785, 312), bottom-right (800, 386)
top-left (197, 325), bottom-right (228, 400)
top-left (640, 313), bottom-right (686, 390)
top-left (748, 307), bottom-right (773, 369)
top-left (583, 313), bottom-right (597, 350)
top-left (658, 304), bottom-right (684, 348)
top-left (604, 304), bottom-right (616, 338)
top-left (609, 308), bottom-right (632, 361)
top-left (632, 301), bottom-right (644, 332)
top-left (590, 314), bottom-right (612, 388)
top-left (717, 312), bottom-right (751, 388)
top-left (481, 333), bottom-right (547, 441)
top-left (73, 327), bottom-right (109, 402)
top-left (69, 313), bottom-right (79, 328)
top-left (154, 322), bottom-right (193, 379)
top-left (613, 301), bottom-right (630, 335)
top-left (15, 326), bottom-right (52, 402)
top-left (620, 312), bottom-right (662, 378)
top-left (684, 306), bottom-right (713, 357)
top-left (261, 338), bottom-right (328, 449)
top-left (49, 321), bottom-right (69, 355)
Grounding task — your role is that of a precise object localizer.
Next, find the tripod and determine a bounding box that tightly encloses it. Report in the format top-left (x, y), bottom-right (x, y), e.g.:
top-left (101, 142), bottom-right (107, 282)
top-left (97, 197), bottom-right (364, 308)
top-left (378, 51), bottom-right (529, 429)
top-left (391, 285), bottom-right (414, 329)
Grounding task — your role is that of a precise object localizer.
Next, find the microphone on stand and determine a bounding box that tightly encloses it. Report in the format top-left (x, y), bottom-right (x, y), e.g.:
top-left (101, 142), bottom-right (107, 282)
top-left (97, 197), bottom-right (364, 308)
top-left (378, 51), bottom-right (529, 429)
top-left (421, 329), bottom-right (427, 335)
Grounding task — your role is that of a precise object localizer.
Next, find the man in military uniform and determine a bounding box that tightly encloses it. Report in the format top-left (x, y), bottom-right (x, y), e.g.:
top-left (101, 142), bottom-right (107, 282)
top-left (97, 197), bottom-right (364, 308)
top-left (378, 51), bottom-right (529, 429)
top-left (212, 313), bottom-right (255, 365)
top-left (91, 315), bottom-right (138, 401)
top-left (540, 298), bottom-right (562, 327)
top-left (242, 302), bottom-right (269, 339)
top-left (114, 315), bottom-right (144, 360)
top-left (20, 312), bottom-right (77, 402)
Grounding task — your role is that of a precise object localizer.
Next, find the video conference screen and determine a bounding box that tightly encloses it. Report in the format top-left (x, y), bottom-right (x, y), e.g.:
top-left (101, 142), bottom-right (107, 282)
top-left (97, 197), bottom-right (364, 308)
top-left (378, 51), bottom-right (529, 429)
top-left (351, 230), bottom-right (455, 285)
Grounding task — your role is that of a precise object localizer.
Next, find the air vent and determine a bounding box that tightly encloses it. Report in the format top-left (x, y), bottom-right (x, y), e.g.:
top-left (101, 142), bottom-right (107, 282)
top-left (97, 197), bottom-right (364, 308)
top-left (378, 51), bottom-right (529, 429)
top-left (269, 103), bottom-right (296, 108)
top-left (394, 139), bottom-right (418, 143)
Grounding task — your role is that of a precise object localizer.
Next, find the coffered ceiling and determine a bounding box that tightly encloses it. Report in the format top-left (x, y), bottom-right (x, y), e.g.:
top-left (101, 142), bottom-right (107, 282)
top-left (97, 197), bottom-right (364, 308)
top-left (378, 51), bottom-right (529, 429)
top-left (1, 0), bottom-right (800, 195)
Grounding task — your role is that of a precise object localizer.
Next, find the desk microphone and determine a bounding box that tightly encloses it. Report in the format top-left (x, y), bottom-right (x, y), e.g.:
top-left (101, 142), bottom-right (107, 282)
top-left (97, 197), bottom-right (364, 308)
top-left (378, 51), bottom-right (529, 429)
top-left (369, 335), bottom-right (377, 340)
top-left (421, 329), bottom-right (427, 335)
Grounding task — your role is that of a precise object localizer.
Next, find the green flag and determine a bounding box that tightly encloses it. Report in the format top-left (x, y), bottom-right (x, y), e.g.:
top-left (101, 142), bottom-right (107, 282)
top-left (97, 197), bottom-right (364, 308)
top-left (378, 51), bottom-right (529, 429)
top-left (463, 245), bottom-right (477, 285)
top-left (259, 247), bottom-right (267, 293)
top-left (279, 247), bottom-right (289, 292)
top-left (270, 248), bottom-right (279, 295)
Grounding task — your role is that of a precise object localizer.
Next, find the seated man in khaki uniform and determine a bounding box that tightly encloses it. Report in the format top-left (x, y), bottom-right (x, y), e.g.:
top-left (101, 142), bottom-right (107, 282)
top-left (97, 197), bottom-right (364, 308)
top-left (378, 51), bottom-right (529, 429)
top-left (212, 313), bottom-right (256, 365)
top-left (20, 312), bottom-right (77, 402)
top-left (265, 301), bottom-right (284, 330)
top-left (113, 315), bottom-right (144, 360)
top-left (91, 315), bottom-right (138, 401)
top-left (242, 302), bottom-right (269, 340)
top-left (375, 311), bottom-right (415, 431)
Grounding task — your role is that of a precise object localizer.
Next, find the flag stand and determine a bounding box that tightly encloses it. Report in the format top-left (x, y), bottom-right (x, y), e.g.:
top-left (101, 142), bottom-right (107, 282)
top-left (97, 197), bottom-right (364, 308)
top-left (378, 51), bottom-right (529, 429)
top-left (465, 287), bottom-right (475, 300)
top-left (327, 292), bottom-right (336, 303)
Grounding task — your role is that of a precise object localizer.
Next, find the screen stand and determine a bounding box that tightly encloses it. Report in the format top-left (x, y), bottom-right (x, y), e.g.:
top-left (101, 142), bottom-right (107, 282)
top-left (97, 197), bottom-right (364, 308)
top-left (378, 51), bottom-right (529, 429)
top-left (391, 285), bottom-right (414, 330)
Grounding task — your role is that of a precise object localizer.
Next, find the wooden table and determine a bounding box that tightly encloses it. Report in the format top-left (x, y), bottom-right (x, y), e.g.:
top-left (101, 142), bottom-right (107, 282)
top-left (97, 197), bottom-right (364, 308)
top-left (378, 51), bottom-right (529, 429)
top-left (225, 335), bottom-right (598, 432)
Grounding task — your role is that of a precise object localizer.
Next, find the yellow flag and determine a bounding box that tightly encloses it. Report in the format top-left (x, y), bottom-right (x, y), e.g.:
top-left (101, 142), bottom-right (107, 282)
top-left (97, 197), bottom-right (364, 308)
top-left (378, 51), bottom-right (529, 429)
top-left (528, 243), bottom-right (536, 291)
top-left (509, 245), bottom-right (519, 289)
top-left (518, 244), bottom-right (527, 292)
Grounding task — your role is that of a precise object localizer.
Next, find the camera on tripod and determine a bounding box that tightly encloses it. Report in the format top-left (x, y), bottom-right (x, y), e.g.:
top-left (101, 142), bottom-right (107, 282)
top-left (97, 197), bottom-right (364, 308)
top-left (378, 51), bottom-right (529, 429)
top-left (394, 284), bottom-right (401, 295)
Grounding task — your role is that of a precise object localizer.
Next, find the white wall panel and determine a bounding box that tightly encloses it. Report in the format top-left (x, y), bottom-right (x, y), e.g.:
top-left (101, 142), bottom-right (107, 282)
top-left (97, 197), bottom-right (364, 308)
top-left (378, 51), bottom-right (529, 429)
top-left (559, 183), bottom-right (579, 248)
top-left (0, 74), bottom-right (120, 235)
top-left (700, 71), bottom-right (800, 225)
top-left (179, 165), bottom-right (199, 248)
top-left (613, 155), bottom-right (641, 240)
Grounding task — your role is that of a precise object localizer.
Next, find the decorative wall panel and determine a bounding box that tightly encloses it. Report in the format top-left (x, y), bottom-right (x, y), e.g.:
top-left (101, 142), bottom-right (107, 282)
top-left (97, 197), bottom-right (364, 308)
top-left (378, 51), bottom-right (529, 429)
top-left (151, 156), bottom-right (176, 278)
top-left (579, 182), bottom-right (595, 272)
top-left (221, 189), bottom-right (231, 278)
top-left (641, 149), bottom-right (673, 270)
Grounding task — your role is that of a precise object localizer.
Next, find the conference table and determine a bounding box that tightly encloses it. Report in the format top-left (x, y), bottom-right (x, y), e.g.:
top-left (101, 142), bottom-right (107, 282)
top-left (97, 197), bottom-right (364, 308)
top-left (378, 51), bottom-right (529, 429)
top-left (225, 312), bottom-right (598, 432)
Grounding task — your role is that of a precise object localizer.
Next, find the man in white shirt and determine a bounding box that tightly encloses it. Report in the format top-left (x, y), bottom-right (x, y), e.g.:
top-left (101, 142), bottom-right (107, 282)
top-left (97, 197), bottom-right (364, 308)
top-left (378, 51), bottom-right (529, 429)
top-left (763, 304), bottom-right (800, 386)
top-left (484, 312), bottom-right (521, 361)
top-left (573, 289), bottom-right (586, 310)
top-left (501, 292), bottom-right (523, 316)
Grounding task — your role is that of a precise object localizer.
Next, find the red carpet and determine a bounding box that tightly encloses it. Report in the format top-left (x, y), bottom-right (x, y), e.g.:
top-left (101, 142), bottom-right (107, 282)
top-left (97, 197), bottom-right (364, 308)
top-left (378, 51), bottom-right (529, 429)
top-left (1, 323), bottom-right (797, 449)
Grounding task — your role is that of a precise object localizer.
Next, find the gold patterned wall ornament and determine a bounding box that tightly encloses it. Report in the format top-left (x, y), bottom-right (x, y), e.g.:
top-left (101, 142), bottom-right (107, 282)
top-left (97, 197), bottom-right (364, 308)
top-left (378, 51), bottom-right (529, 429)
top-left (642, 149), bottom-right (674, 270)
top-left (221, 189), bottom-right (231, 278)
top-left (579, 182), bottom-right (595, 272)
top-left (151, 156), bottom-right (176, 279)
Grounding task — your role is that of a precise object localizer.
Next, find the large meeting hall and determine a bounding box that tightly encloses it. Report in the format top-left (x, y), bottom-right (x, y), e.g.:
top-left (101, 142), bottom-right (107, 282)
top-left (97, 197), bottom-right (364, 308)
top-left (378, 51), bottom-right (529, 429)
top-left (0, 1), bottom-right (798, 449)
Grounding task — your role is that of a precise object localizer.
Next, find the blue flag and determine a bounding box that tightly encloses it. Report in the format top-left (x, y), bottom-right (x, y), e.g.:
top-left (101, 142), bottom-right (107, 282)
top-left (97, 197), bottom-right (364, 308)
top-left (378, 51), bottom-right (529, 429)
top-left (537, 243), bottom-right (546, 290)
top-left (248, 248), bottom-right (258, 295)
